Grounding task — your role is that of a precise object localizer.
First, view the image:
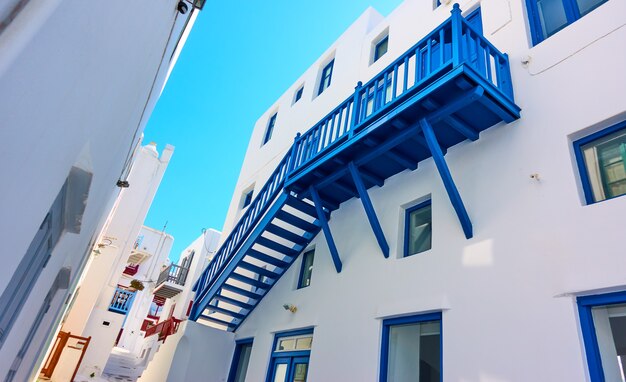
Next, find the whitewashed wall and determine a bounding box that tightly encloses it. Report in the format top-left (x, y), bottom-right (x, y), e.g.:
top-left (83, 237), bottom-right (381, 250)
top-left (0, 0), bottom-right (195, 379)
top-left (208, 0), bottom-right (626, 381)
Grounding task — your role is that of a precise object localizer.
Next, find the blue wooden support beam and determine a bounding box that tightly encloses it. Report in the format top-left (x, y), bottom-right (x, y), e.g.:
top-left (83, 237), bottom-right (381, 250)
top-left (309, 186), bottom-right (342, 273)
top-left (348, 162), bottom-right (390, 258)
top-left (420, 119), bottom-right (473, 238)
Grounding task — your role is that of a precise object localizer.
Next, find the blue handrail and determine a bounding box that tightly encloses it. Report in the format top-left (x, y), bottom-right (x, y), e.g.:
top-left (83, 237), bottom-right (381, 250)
top-left (193, 4), bottom-right (514, 305)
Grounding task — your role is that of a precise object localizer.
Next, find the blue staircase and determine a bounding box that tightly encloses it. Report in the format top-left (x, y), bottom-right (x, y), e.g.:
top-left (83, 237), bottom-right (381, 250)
top-left (190, 4), bottom-right (521, 331)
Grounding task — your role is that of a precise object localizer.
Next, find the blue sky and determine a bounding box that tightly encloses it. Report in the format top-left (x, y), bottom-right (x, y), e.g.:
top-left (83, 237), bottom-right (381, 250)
top-left (144, 0), bottom-right (403, 261)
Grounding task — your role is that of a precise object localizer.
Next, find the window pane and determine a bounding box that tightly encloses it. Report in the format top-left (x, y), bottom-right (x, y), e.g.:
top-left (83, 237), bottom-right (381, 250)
top-left (295, 336), bottom-right (313, 350)
top-left (298, 250), bottom-right (315, 288)
top-left (277, 338), bottom-right (296, 351)
top-left (591, 304), bottom-right (626, 381)
top-left (581, 128), bottom-right (626, 202)
top-left (273, 364), bottom-right (288, 382)
top-left (576, 0), bottom-right (607, 16)
top-left (407, 203), bottom-right (432, 256)
top-left (293, 363), bottom-right (308, 382)
top-left (535, 0), bottom-right (568, 38)
top-left (234, 343), bottom-right (253, 382)
top-left (387, 321), bottom-right (441, 382)
top-left (375, 37), bottom-right (389, 61)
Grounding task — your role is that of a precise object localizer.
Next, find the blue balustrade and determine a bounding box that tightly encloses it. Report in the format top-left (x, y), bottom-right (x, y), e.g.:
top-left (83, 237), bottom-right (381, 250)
top-left (109, 287), bottom-right (136, 315)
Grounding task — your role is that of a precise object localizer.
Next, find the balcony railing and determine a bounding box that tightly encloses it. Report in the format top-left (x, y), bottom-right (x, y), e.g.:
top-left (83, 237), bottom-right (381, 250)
top-left (109, 287), bottom-right (136, 315)
top-left (122, 264), bottom-right (139, 276)
top-left (288, 7), bottom-right (513, 177)
top-left (156, 264), bottom-right (189, 287)
top-left (144, 317), bottom-right (182, 343)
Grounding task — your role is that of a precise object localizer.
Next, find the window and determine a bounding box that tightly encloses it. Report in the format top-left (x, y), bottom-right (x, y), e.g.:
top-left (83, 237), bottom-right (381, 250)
top-left (0, 178), bottom-right (69, 349)
top-left (228, 339), bottom-right (253, 382)
top-left (404, 200), bottom-right (432, 257)
top-left (242, 188), bottom-right (254, 209)
top-left (263, 113), bottom-right (278, 145)
top-left (574, 122), bottom-right (626, 204)
top-left (267, 329), bottom-right (313, 382)
top-left (293, 86), bottom-right (304, 104)
top-left (297, 249), bottom-right (314, 289)
top-left (380, 313), bottom-right (442, 382)
top-left (526, 0), bottom-right (608, 45)
top-left (578, 291), bottom-right (626, 382)
top-left (317, 59), bottom-right (334, 95)
top-left (374, 36), bottom-right (389, 63)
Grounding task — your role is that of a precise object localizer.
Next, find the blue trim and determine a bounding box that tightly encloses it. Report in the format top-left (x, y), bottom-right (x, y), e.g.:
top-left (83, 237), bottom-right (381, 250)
top-left (577, 291), bottom-right (626, 382)
top-left (380, 312), bottom-right (442, 382)
top-left (294, 86), bottom-right (304, 104)
top-left (227, 338), bottom-right (254, 382)
top-left (573, 120), bottom-right (626, 205)
top-left (525, 0), bottom-right (608, 45)
top-left (263, 113), bottom-right (278, 145)
top-left (403, 199), bottom-right (432, 258)
top-left (318, 59), bottom-right (335, 95)
top-left (297, 249), bottom-right (315, 289)
top-left (348, 162), bottom-right (389, 258)
top-left (374, 36), bottom-right (389, 62)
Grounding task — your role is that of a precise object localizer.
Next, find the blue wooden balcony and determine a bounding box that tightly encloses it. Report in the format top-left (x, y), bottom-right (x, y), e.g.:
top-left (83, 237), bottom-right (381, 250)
top-left (190, 4), bottom-right (521, 330)
top-left (109, 287), bottom-right (136, 315)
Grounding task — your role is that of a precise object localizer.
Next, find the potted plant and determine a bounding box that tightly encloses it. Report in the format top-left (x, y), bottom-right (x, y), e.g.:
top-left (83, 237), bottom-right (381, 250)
top-left (130, 279), bottom-right (145, 291)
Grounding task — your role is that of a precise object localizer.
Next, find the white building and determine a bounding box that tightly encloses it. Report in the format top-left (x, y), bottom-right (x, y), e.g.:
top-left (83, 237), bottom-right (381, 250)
top-left (181, 1), bottom-right (626, 381)
top-left (136, 229), bottom-right (221, 382)
top-left (0, 0), bottom-right (201, 380)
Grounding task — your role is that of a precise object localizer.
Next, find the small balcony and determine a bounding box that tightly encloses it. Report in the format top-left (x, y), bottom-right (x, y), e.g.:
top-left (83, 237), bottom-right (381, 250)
top-left (122, 264), bottom-right (139, 276)
top-left (153, 264), bottom-right (189, 299)
top-left (144, 317), bottom-right (182, 343)
top-left (109, 287), bottom-right (136, 315)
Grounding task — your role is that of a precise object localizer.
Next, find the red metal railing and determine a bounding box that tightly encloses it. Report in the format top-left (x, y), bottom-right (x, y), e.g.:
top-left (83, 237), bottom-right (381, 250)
top-left (123, 264), bottom-right (139, 276)
top-left (144, 317), bottom-right (182, 343)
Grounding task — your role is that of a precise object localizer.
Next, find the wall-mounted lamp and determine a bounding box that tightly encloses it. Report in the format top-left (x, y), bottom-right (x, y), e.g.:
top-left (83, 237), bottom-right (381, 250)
top-left (283, 304), bottom-right (297, 313)
top-left (177, 1), bottom-right (188, 14)
top-left (116, 180), bottom-right (130, 188)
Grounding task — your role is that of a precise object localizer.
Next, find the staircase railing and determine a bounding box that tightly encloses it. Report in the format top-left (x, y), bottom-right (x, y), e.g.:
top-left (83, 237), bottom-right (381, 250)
top-left (193, 4), bottom-right (514, 308)
top-left (193, 151), bottom-right (293, 300)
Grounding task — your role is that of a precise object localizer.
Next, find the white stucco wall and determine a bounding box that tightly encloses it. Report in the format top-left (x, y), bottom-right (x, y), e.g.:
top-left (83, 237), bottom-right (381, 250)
top-left (199, 0), bottom-right (626, 381)
top-left (0, 0), bottom-right (196, 379)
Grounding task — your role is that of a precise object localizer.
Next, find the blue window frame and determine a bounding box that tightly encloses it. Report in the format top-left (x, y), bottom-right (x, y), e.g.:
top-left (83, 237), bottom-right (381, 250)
top-left (266, 328), bottom-right (314, 382)
top-left (526, 0), bottom-right (608, 45)
top-left (374, 36), bottom-right (389, 62)
top-left (317, 59), bottom-right (334, 95)
top-left (578, 291), bottom-right (626, 382)
top-left (380, 312), bottom-right (442, 382)
top-left (293, 86), bottom-right (304, 104)
top-left (228, 338), bottom-right (254, 382)
top-left (242, 189), bottom-right (254, 208)
top-left (263, 113), bottom-right (277, 145)
top-left (297, 249), bottom-right (315, 289)
top-left (404, 200), bottom-right (432, 257)
top-left (573, 121), bottom-right (626, 204)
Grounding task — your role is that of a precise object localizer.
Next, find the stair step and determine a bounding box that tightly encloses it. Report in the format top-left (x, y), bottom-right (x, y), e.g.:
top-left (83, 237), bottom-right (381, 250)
top-left (256, 236), bottom-right (299, 256)
top-left (266, 223), bottom-right (309, 245)
top-left (213, 293), bottom-right (255, 310)
top-left (208, 305), bottom-right (245, 320)
top-left (221, 283), bottom-right (264, 300)
top-left (246, 249), bottom-right (290, 268)
top-left (239, 261), bottom-right (282, 279)
top-left (230, 272), bottom-right (272, 289)
top-left (285, 196), bottom-right (319, 217)
top-left (199, 314), bottom-right (237, 329)
top-left (275, 210), bottom-right (320, 232)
